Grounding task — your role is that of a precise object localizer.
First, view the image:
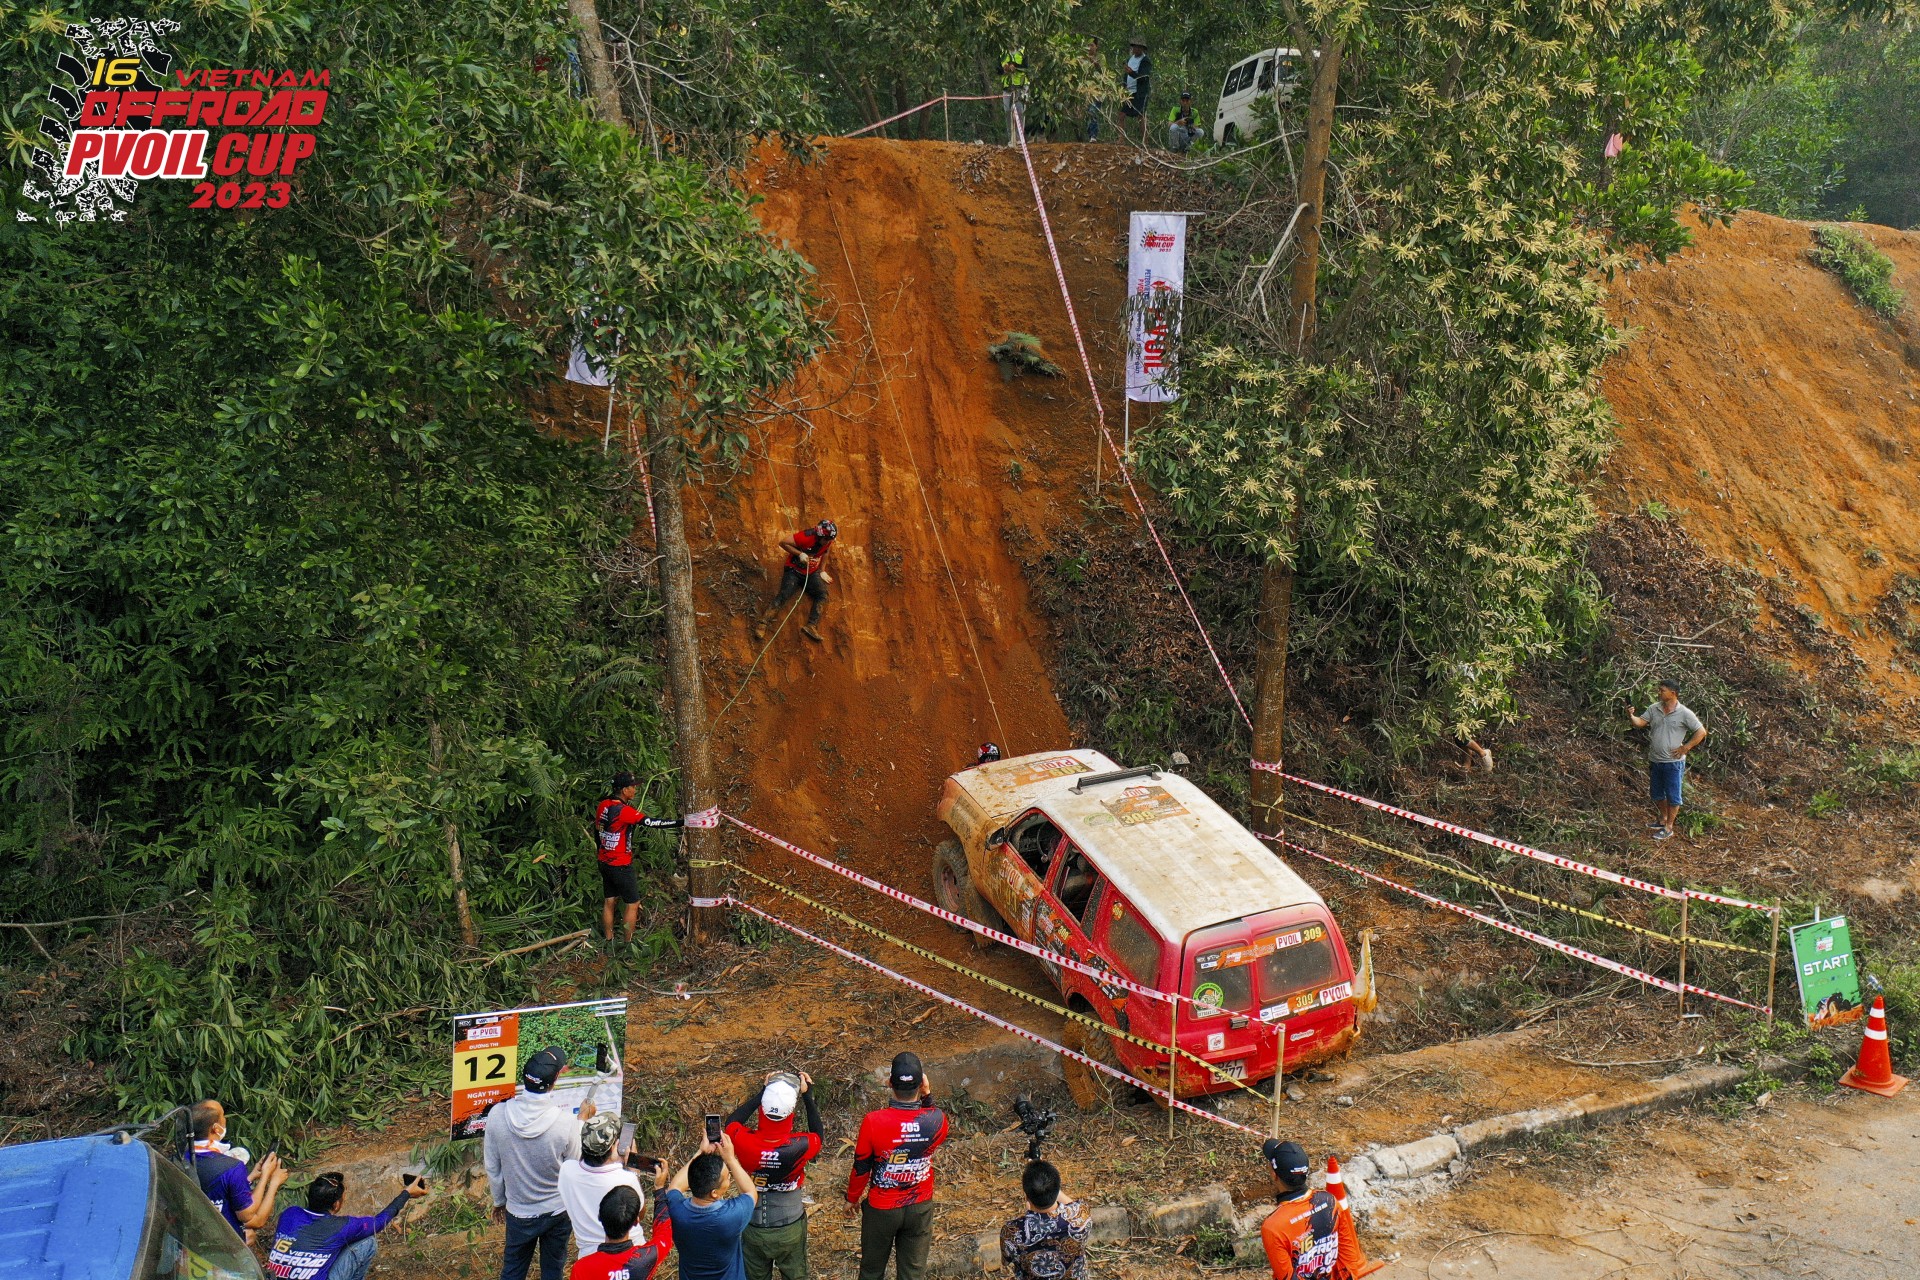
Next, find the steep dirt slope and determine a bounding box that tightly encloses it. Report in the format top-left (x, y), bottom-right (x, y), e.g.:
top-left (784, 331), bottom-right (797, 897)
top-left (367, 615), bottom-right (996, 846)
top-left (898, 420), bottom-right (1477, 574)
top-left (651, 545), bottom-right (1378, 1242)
top-left (1601, 213), bottom-right (1920, 705)
top-left (687, 140), bottom-right (1159, 1010)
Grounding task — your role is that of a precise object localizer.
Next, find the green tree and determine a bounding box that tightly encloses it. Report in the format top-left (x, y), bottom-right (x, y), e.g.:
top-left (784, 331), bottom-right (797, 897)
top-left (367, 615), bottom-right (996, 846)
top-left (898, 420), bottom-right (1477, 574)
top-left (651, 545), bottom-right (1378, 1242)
top-left (1, 0), bottom-right (817, 1147)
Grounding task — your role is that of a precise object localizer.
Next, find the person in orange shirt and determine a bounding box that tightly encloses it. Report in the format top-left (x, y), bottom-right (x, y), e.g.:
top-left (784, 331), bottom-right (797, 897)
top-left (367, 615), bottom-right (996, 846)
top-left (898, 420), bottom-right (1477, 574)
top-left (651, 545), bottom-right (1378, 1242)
top-left (1258, 1140), bottom-right (1361, 1280)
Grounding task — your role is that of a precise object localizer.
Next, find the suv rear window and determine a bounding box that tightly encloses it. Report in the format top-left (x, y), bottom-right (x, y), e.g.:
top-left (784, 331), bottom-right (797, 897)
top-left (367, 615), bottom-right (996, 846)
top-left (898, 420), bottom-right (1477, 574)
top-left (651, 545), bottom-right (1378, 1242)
top-left (1257, 934), bottom-right (1338, 1000)
top-left (1106, 908), bottom-right (1162, 986)
top-left (1192, 923), bottom-right (1340, 1017)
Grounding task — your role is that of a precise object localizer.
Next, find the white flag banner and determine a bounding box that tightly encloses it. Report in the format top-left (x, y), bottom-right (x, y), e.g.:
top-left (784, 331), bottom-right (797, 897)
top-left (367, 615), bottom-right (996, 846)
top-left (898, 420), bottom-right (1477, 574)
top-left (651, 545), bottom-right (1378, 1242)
top-left (1124, 212), bottom-right (1188, 403)
top-left (565, 313), bottom-right (621, 388)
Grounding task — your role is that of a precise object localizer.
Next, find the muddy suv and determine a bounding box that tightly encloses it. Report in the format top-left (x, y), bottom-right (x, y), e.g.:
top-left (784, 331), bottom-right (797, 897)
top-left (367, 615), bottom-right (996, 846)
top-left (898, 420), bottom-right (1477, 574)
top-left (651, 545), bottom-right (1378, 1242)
top-left (934, 749), bottom-right (1362, 1107)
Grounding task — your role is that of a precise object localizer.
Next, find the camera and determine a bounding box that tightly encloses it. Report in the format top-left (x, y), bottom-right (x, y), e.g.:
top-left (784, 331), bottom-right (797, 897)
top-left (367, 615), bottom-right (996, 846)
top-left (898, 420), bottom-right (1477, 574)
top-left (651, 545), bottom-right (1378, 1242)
top-left (1011, 1096), bottom-right (1058, 1161)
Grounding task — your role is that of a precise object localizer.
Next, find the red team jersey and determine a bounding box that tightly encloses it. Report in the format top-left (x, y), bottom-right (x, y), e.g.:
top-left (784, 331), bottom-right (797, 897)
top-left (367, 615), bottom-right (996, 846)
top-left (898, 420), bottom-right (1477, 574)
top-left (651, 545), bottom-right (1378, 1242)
top-left (846, 1100), bottom-right (949, 1210)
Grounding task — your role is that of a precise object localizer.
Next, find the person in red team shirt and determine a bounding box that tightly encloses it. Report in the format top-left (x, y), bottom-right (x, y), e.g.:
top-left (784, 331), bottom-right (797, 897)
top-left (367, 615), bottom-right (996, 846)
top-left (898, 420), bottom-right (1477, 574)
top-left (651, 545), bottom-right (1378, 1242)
top-left (754, 520), bottom-right (837, 644)
top-left (846, 1052), bottom-right (948, 1280)
top-left (724, 1071), bottom-right (822, 1280)
top-left (593, 771), bottom-right (682, 951)
top-left (570, 1185), bottom-right (673, 1280)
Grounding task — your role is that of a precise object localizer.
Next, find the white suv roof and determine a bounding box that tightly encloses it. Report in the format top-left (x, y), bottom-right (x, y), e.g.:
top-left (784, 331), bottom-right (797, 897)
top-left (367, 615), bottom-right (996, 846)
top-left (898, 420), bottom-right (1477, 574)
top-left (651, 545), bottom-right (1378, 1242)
top-left (965, 749), bottom-right (1326, 942)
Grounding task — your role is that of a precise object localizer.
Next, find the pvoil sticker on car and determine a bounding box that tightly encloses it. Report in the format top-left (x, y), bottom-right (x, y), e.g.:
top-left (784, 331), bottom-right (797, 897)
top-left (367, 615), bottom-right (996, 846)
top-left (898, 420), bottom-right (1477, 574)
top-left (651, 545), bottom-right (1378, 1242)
top-left (1317, 981), bottom-right (1354, 1006)
top-left (1010, 756), bottom-right (1092, 784)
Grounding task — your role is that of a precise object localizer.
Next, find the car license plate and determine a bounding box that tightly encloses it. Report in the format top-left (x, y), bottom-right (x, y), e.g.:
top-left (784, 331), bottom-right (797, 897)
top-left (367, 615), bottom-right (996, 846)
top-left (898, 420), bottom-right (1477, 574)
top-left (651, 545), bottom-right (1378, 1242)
top-left (1215, 1059), bottom-right (1248, 1081)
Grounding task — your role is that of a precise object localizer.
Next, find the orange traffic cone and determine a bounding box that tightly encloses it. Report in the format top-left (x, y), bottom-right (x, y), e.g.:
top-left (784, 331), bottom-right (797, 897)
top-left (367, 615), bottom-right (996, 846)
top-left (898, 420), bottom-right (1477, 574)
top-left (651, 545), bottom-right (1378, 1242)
top-left (1839, 996), bottom-right (1909, 1097)
top-left (1325, 1156), bottom-right (1387, 1277)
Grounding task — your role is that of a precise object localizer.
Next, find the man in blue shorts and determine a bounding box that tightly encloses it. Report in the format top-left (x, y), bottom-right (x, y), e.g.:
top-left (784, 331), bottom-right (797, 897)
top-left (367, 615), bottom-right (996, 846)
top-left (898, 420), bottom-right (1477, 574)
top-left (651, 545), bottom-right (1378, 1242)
top-left (1627, 680), bottom-right (1707, 840)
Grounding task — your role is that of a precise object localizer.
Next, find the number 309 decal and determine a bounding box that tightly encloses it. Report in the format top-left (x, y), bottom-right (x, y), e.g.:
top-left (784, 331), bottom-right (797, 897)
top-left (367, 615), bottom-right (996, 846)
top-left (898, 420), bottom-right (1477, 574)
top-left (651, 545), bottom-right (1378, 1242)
top-left (190, 181), bottom-right (293, 210)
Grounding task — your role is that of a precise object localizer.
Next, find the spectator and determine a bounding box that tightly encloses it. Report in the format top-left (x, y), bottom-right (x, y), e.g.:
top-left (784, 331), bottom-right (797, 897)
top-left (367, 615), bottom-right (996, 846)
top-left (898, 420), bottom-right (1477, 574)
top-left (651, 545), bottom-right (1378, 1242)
top-left (593, 770), bottom-right (683, 952)
top-left (664, 1130), bottom-right (758, 1280)
top-left (486, 1047), bottom-right (596, 1280)
top-left (1000, 1160), bottom-right (1090, 1280)
top-left (1121, 35), bottom-right (1152, 142)
top-left (561, 1114), bottom-right (644, 1250)
top-left (1082, 38), bottom-right (1103, 141)
top-left (1257, 1140), bottom-right (1360, 1280)
top-left (264, 1171), bottom-right (426, 1280)
top-left (725, 1071), bottom-right (823, 1280)
top-left (1626, 679), bottom-right (1707, 841)
top-left (846, 1052), bottom-right (949, 1280)
top-left (1166, 90), bottom-right (1201, 152)
top-left (999, 48), bottom-right (1029, 147)
top-left (188, 1098), bottom-right (287, 1240)
top-left (570, 1185), bottom-right (675, 1280)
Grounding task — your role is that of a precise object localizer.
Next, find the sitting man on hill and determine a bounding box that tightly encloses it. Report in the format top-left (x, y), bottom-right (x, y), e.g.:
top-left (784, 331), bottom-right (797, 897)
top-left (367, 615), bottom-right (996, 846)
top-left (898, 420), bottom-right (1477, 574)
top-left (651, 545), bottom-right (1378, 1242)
top-left (265, 1171), bottom-right (426, 1280)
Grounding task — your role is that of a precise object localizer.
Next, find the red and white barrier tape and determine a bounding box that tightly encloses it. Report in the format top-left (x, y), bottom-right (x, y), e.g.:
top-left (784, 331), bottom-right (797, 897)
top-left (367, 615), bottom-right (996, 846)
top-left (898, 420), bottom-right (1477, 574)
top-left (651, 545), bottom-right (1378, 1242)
top-left (722, 811), bottom-right (1207, 1011)
top-left (724, 895), bottom-right (1267, 1139)
top-left (1010, 118), bottom-right (1257, 732)
top-left (683, 807), bottom-right (721, 830)
top-left (1260, 764), bottom-right (1774, 913)
top-left (1266, 834), bottom-right (1768, 1014)
top-left (843, 93), bottom-right (1004, 139)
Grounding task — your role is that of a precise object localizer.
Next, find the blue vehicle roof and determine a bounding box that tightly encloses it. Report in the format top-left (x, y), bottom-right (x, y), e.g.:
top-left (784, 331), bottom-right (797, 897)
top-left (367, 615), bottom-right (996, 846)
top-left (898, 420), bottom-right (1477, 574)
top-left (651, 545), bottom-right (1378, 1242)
top-left (0, 1135), bottom-right (150, 1279)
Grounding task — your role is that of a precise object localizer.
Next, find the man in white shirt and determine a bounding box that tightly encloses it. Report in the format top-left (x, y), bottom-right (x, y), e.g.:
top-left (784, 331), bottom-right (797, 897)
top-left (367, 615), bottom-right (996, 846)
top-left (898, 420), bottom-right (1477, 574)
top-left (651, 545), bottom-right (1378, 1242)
top-left (560, 1115), bottom-right (644, 1250)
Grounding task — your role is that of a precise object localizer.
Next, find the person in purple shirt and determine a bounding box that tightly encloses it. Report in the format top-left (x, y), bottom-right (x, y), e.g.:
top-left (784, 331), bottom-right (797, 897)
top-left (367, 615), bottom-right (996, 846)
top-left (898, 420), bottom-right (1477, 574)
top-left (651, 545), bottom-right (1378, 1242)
top-left (189, 1098), bottom-right (286, 1240)
top-left (266, 1170), bottom-right (427, 1280)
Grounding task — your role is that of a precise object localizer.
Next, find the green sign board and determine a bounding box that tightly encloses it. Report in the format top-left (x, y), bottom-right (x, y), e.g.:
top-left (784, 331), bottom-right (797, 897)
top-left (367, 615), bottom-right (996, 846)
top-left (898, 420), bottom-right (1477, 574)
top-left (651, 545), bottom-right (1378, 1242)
top-left (1789, 916), bottom-right (1864, 1029)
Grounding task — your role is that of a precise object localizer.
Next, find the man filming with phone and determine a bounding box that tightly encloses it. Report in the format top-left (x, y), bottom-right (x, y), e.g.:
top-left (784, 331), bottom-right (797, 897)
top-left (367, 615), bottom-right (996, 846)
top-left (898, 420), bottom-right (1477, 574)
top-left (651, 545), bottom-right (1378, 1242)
top-left (561, 1114), bottom-right (661, 1251)
top-left (264, 1170), bottom-right (427, 1280)
top-left (724, 1070), bottom-right (823, 1280)
top-left (664, 1120), bottom-right (758, 1280)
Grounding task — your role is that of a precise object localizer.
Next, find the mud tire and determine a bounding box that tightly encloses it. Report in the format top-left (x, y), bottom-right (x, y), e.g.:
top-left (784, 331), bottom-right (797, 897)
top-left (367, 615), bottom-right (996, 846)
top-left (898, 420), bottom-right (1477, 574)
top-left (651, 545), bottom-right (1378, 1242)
top-left (1061, 1016), bottom-right (1123, 1111)
top-left (932, 839), bottom-right (1003, 951)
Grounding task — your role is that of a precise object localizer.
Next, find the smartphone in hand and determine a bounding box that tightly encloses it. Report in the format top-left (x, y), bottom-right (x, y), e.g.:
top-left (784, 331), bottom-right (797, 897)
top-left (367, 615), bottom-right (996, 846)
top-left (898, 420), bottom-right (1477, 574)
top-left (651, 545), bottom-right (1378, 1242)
top-left (625, 1152), bottom-right (662, 1174)
top-left (618, 1122), bottom-right (636, 1156)
top-left (704, 1114), bottom-right (722, 1145)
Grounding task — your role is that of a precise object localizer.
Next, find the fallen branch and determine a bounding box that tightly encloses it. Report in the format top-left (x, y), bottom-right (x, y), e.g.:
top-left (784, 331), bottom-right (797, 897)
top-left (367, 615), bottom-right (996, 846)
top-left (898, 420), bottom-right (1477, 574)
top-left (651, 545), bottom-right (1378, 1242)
top-left (1551, 1054), bottom-right (1686, 1068)
top-left (471, 928), bottom-right (593, 964)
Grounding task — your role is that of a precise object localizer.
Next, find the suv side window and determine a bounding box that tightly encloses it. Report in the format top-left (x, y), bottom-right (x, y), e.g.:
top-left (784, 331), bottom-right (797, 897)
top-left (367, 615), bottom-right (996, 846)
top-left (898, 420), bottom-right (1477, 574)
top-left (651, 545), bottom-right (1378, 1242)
top-left (1053, 844), bottom-right (1102, 925)
top-left (1010, 813), bottom-right (1062, 877)
top-left (1103, 899), bottom-right (1163, 986)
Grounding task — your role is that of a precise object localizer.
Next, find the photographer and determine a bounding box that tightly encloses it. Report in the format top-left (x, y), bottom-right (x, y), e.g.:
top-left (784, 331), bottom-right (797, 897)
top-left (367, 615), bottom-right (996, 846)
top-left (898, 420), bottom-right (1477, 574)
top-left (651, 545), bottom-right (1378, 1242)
top-left (724, 1071), bottom-right (823, 1280)
top-left (264, 1170), bottom-right (426, 1280)
top-left (561, 1114), bottom-right (657, 1250)
top-left (664, 1129), bottom-right (758, 1280)
top-left (1000, 1160), bottom-right (1089, 1280)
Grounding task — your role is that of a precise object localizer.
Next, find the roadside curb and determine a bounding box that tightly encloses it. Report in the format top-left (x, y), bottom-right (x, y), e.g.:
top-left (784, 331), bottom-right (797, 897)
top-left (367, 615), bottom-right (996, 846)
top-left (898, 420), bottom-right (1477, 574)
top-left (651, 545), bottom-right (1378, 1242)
top-left (926, 1052), bottom-right (1802, 1274)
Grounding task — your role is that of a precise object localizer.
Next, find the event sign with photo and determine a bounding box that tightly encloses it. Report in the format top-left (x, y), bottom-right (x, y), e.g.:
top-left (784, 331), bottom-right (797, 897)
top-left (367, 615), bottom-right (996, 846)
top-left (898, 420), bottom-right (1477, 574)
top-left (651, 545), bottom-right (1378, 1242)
top-left (450, 997), bottom-right (627, 1140)
top-left (1789, 916), bottom-right (1863, 1029)
top-left (1124, 212), bottom-right (1188, 403)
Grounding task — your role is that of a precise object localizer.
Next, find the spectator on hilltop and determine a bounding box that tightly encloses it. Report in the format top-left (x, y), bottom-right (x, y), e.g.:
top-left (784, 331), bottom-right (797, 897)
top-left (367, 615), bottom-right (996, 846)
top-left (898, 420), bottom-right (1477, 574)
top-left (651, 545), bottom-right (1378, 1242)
top-left (1166, 90), bottom-right (1201, 152)
top-left (264, 1171), bottom-right (426, 1280)
top-left (1626, 679), bottom-right (1707, 841)
top-left (569, 1185), bottom-right (675, 1280)
top-left (189, 1098), bottom-right (287, 1240)
top-left (664, 1128), bottom-right (759, 1280)
top-left (561, 1114), bottom-right (646, 1251)
top-left (486, 1046), bottom-right (595, 1280)
top-left (1000, 1160), bottom-right (1090, 1280)
top-left (725, 1071), bottom-right (824, 1280)
top-left (1082, 38), bottom-right (1103, 141)
top-left (1121, 35), bottom-right (1152, 142)
top-left (847, 1052), bottom-right (949, 1280)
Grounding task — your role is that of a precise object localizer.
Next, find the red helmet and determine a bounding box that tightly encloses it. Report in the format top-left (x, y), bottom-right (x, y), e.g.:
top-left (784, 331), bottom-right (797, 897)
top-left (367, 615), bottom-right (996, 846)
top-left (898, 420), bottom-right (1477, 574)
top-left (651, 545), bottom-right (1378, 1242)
top-left (977, 742), bottom-right (1002, 764)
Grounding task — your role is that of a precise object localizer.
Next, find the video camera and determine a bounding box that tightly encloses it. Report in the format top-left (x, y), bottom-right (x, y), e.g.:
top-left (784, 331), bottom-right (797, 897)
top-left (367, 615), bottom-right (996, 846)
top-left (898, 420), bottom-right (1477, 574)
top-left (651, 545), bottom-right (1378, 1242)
top-left (1011, 1095), bottom-right (1058, 1162)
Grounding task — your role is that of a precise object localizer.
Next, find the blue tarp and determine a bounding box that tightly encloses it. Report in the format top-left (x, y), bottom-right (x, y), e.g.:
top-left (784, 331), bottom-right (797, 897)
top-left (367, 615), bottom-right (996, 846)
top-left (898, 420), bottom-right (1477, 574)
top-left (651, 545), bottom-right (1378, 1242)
top-left (0, 1135), bottom-right (149, 1279)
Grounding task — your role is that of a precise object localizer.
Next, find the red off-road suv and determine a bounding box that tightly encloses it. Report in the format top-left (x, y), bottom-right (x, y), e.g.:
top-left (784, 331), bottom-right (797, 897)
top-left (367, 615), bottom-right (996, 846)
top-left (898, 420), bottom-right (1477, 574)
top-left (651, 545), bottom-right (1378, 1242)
top-left (934, 750), bottom-right (1364, 1107)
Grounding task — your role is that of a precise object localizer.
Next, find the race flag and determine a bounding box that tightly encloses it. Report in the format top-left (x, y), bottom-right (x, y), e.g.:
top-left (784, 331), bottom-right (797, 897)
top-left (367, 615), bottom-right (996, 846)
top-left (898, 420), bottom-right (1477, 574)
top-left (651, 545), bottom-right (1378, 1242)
top-left (566, 314), bottom-right (621, 387)
top-left (1125, 212), bottom-right (1188, 403)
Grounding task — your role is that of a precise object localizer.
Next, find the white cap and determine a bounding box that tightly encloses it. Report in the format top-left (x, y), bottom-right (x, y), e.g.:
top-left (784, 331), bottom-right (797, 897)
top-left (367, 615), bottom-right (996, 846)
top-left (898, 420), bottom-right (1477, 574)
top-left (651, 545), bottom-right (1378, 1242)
top-left (761, 1080), bottom-right (799, 1120)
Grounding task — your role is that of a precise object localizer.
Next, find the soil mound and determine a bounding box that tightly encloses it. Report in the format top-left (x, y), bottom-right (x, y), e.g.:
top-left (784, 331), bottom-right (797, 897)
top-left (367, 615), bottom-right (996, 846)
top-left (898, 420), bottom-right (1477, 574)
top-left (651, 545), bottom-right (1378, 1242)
top-left (1601, 213), bottom-right (1920, 705)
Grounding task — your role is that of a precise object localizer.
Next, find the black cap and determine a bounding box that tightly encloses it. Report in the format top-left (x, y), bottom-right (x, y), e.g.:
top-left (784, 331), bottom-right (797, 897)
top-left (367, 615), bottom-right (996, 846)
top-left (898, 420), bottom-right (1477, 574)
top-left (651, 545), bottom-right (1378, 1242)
top-left (1179, 89), bottom-right (1193, 97)
top-left (1263, 1139), bottom-right (1309, 1179)
top-left (611, 771), bottom-right (636, 790)
top-left (522, 1046), bottom-right (568, 1093)
top-left (890, 1051), bottom-right (923, 1090)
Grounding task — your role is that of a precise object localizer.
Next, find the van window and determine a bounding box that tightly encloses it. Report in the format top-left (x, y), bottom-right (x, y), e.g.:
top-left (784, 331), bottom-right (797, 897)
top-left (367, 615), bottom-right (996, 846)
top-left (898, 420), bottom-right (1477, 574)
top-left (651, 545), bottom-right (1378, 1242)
top-left (1257, 58), bottom-right (1274, 91)
top-left (1105, 905), bottom-right (1162, 986)
top-left (1223, 60), bottom-right (1253, 96)
top-left (1010, 814), bottom-right (1062, 877)
top-left (1256, 933), bottom-right (1339, 1000)
top-left (1190, 949), bottom-right (1251, 1018)
top-left (1053, 844), bottom-right (1101, 922)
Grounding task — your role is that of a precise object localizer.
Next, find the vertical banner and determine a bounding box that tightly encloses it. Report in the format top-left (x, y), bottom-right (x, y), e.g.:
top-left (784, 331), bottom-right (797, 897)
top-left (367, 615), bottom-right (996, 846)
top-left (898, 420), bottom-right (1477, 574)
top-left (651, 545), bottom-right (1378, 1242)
top-left (1790, 917), bottom-right (1864, 1029)
top-left (1125, 212), bottom-right (1189, 403)
top-left (451, 997), bottom-right (627, 1140)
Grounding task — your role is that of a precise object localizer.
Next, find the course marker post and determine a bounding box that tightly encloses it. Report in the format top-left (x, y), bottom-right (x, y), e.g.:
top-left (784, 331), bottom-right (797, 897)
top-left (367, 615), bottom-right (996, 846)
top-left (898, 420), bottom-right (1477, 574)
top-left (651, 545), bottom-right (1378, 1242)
top-left (1765, 904), bottom-right (1782, 1027)
top-left (1167, 984), bottom-right (1180, 1140)
top-left (1677, 892), bottom-right (1692, 1019)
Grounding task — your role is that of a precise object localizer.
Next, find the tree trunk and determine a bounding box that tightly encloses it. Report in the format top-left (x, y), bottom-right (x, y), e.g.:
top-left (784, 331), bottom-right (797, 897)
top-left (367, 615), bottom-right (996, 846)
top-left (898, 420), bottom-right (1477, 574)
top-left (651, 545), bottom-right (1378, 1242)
top-left (429, 719), bottom-right (478, 950)
top-left (1250, 38), bottom-right (1342, 834)
top-left (646, 419), bottom-right (722, 943)
top-left (568, 0), bottom-right (624, 127)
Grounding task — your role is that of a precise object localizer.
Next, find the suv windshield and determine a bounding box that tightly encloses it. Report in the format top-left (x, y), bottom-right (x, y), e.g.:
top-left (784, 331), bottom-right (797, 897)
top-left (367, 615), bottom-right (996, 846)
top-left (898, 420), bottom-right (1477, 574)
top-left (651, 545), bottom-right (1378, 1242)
top-left (141, 1146), bottom-right (263, 1279)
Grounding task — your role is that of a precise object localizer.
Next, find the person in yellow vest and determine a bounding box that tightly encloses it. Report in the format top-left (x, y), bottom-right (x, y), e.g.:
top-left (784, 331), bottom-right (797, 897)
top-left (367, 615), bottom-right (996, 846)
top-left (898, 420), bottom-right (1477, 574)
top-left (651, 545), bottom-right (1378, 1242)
top-left (999, 49), bottom-right (1028, 146)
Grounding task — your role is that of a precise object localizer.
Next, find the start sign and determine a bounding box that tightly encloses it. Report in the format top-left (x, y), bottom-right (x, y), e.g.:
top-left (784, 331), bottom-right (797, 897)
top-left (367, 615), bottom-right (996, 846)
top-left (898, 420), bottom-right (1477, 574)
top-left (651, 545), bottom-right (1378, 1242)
top-left (1789, 916), bottom-right (1864, 1030)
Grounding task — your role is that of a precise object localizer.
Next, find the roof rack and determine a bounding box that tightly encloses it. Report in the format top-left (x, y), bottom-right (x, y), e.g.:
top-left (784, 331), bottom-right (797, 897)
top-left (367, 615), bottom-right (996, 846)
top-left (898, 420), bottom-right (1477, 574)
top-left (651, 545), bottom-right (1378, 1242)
top-left (1070, 764), bottom-right (1162, 792)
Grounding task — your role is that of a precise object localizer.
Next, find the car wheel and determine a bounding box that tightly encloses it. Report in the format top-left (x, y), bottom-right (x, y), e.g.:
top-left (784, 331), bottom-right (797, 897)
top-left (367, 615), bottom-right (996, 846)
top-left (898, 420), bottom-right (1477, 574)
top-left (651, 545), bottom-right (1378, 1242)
top-left (1061, 1015), bottom-right (1122, 1111)
top-left (932, 839), bottom-right (1003, 951)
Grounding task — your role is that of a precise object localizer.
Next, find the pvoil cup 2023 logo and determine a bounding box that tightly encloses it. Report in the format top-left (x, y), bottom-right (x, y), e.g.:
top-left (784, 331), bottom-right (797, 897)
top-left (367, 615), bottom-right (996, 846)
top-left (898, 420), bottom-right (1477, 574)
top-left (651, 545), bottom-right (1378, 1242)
top-left (21, 17), bottom-right (329, 222)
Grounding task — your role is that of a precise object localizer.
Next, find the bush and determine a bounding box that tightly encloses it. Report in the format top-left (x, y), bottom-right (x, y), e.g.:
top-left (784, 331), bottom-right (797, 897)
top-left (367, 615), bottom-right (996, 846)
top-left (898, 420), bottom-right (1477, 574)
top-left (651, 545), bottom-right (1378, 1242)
top-left (1809, 225), bottom-right (1907, 319)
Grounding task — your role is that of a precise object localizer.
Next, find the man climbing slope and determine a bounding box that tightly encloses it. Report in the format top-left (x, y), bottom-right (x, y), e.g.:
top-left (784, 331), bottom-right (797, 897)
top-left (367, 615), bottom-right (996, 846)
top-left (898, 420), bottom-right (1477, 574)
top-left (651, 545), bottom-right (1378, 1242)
top-left (756, 519), bottom-right (838, 643)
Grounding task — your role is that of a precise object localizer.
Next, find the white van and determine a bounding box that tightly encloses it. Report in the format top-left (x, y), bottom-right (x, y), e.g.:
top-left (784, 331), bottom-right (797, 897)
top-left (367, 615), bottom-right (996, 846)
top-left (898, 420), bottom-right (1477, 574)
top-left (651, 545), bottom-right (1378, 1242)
top-left (1213, 47), bottom-right (1313, 145)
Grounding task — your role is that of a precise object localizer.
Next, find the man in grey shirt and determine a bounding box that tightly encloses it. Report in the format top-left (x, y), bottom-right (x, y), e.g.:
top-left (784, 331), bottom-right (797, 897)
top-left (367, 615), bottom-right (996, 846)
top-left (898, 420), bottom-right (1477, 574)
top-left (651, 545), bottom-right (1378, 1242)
top-left (1626, 680), bottom-right (1707, 840)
